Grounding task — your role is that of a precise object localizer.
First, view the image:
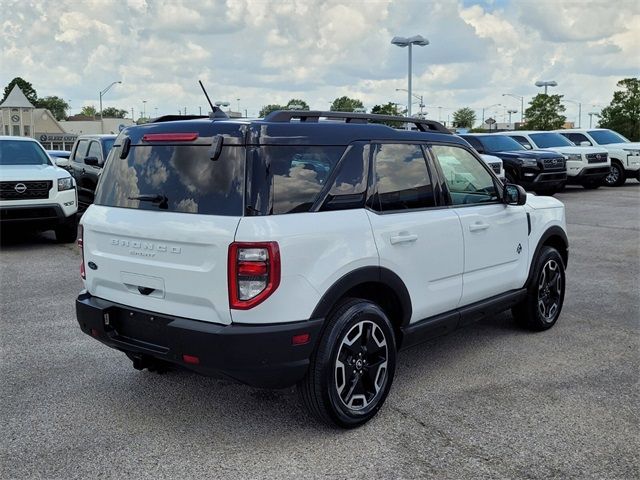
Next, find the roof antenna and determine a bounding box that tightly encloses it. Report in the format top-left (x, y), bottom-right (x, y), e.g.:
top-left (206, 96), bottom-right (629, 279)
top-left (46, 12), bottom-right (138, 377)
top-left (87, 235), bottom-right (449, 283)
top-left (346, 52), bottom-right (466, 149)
top-left (199, 80), bottom-right (228, 119)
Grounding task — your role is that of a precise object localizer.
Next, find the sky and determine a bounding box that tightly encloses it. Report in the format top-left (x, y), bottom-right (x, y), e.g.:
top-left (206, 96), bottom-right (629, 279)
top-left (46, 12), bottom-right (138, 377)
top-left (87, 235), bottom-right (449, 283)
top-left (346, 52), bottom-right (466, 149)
top-left (1, 0), bottom-right (639, 126)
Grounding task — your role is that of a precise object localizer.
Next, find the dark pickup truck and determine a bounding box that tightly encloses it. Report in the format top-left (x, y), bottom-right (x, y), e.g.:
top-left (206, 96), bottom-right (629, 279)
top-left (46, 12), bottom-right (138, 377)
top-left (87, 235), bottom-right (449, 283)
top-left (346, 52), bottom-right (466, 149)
top-left (69, 134), bottom-right (116, 210)
top-left (460, 134), bottom-right (567, 195)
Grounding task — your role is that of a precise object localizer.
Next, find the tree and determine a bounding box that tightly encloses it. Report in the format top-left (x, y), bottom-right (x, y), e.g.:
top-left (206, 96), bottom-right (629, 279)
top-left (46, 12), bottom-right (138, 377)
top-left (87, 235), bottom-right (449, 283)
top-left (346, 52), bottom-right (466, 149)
top-left (524, 94), bottom-right (567, 130)
top-left (371, 102), bottom-right (405, 127)
top-left (330, 96), bottom-right (364, 112)
top-left (598, 78), bottom-right (640, 141)
top-left (452, 107), bottom-right (477, 129)
top-left (259, 104), bottom-right (284, 117)
top-left (80, 105), bottom-right (98, 118)
top-left (101, 107), bottom-right (128, 118)
top-left (285, 98), bottom-right (310, 110)
top-left (35, 96), bottom-right (69, 121)
top-left (2, 77), bottom-right (38, 105)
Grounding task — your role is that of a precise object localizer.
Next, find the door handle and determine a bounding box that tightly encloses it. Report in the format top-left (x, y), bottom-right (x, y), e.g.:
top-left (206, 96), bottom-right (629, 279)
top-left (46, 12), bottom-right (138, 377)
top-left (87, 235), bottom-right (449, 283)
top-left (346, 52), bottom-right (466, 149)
top-left (390, 233), bottom-right (418, 245)
top-left (469, 222), bottom-right (490, 232)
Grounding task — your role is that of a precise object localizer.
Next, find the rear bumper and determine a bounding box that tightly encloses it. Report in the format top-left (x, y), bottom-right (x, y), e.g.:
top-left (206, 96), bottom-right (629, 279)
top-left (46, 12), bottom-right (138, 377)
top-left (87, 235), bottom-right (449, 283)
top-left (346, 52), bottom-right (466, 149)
top-left (75, 292), bottom-right (324, 388)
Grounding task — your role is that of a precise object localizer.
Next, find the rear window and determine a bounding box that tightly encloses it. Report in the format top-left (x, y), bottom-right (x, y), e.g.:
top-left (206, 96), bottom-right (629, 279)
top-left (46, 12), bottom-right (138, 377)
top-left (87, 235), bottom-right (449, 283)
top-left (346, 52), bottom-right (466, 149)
top-left (94, 145), bottom-right (244, 216)
top-left (246, 146), bottom-right (346, 215)
top-left (0, 140), bottom-right (51, 166)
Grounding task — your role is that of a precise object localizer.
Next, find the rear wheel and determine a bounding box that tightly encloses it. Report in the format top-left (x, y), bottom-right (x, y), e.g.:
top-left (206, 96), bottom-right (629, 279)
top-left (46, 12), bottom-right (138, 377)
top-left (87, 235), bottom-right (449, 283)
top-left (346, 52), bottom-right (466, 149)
top-left (603, 161), bottom-right (625, 186)
top-left (298, 298), bottom-right (396, 428)
top-left (512, 246), bottom-right (565, 331)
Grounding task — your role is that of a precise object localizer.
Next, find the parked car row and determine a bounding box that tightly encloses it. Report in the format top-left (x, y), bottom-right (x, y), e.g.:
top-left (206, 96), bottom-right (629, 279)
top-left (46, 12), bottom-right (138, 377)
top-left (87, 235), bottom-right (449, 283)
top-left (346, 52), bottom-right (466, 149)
top-left (457, 128), bottom-right (640, 194)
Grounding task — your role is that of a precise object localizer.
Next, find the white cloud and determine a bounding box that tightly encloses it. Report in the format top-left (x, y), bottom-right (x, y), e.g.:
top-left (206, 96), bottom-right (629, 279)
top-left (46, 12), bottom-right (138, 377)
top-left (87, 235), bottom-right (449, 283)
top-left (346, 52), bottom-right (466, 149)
top-left (0, 0), bottom-right (638, 123)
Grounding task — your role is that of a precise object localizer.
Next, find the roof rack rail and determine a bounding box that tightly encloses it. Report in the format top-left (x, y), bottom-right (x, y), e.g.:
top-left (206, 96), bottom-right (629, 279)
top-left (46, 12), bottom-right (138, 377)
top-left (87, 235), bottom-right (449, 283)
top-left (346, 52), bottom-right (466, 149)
top-left (263, 110), bottom-right (451, 134)
top-left (151, 107), bottom-right (229, 124)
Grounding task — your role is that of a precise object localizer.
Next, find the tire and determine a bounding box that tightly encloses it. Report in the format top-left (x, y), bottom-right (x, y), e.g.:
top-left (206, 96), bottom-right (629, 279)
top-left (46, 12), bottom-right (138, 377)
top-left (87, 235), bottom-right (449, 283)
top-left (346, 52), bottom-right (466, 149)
top-left (298, 298), bottom-right (397, 428)
top-left (582, 181), bottom-right (600, 190)
top-left (603, 161), bottom-right (625, 187)
top-left (55, 216), bottom-right (78, 243)
top-left (512, 246), bottom-right (565, 331)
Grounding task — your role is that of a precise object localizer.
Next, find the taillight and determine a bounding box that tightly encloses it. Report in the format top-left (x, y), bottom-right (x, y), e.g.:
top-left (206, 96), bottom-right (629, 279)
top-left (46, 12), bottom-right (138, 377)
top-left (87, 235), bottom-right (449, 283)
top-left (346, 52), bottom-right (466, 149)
top-left (78, 224), bottom-right (85, 280)
top-left (228, 242), bottom-right (280, 309)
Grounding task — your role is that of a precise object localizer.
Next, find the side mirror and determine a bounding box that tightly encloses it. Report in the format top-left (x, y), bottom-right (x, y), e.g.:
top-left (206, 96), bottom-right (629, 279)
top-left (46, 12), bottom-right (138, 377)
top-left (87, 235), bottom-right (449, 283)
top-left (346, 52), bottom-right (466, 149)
top-left (84, 156), bottom-right (100, 167)
top-left (504, 183), bottom-right (527, 206)
top-left (580, 141), bottom-right (592, 147)
top-left (55, 158), bottom-right (69, 168)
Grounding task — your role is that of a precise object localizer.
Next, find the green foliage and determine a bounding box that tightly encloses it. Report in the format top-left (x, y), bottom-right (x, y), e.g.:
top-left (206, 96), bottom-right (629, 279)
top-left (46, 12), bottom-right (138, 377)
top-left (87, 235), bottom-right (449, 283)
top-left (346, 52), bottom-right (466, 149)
top-left (524, 94), bottom-right (567, 130)
top-left (2, 77), bottom-right (38, 105)
top-left (598, 78), bottom-right (640, 141)
top-left (101, 107), bottom-right (128, 118)
top-left (330, 96), bottom-right (364, 112)
top-left (259, 104), bottom-right (284, 117)
top-left (80, 105), bottom-right (98, 118)
top-left (35, 96), bottom-right (69, 121)
top-left (371, 103), bottom-right (405, 127)
top-left (452, 107), bottom-right (477, 128)
top-left (285, 99), bottom-right (310, 110)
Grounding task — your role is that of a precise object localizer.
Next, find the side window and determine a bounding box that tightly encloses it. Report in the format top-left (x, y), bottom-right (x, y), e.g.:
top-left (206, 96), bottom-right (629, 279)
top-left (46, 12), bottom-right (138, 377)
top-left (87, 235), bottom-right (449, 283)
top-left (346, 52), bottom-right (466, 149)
top-left (72, 140), bottom-right (88, 162)
top-left (432, 145), bottom-right (499, 206)
top-left (511, 135), bottom-right (533, 149)
top-left (372, 143), bottom-right (435, 212)
top-left (328, 144), bottom-right (369, 196)
top-left (564, 133), bottom-right (591, 146)
top-left (86, 141), bottom-right (102, 163)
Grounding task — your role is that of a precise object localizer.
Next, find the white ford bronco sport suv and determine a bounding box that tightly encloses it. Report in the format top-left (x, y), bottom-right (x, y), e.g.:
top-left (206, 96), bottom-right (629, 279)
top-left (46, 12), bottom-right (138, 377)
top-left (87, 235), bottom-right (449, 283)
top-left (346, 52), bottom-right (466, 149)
top-left (497, 131), bottom-right (610, 189)
top-left (0, 136), bottom-right (78, 242)
top-left (75, 111), bottom-right (568, 428)
top-left (555, 128), bottom-right (640, 187)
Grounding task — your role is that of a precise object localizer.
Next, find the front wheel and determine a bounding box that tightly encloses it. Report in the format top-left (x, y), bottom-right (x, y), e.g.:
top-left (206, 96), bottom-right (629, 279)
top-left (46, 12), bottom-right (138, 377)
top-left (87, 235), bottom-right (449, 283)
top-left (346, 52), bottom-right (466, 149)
top-left (298, 298), bottom-right (396, 428)
top-left (55, 216), bottom-right (78, 243)
top-left (603, 162), bottom-right (625, 186)
top-left (512, 246), bottom-right (565, 331)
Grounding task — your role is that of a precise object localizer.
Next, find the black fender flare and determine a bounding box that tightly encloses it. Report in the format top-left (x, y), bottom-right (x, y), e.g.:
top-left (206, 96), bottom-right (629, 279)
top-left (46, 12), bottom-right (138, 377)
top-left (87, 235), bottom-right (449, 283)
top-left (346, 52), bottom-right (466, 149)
top-left (526, 226), bottom-right (569, 286)
top-left (310, 266), bottom-right (412, 327)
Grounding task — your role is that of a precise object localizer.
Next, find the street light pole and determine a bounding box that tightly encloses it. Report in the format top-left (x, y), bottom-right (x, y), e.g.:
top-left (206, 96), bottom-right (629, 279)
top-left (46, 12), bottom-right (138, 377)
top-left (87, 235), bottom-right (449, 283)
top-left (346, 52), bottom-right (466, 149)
top-left (481, 103), bottom-right (501, 125)
top-left (507, 109), bottom-right (517, 123)
top-left (588, 112), bottom-right (599, 128)
top-left (391, 35), bottom-right (429, 124)
top-left (502, 93), bottom-right (525, 123)
top-left (562, 99), bottom-right (582, 128)
top-left (396, 88), bottom-right (425, 117)
top-left (99, 80), bottom-right (122, 133)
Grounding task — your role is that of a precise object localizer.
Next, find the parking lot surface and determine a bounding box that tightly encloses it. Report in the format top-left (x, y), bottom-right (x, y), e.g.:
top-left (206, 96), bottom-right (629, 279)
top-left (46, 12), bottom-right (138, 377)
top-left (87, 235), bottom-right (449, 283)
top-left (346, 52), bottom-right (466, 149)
top-left (1, 183), bottom-right (638, 479)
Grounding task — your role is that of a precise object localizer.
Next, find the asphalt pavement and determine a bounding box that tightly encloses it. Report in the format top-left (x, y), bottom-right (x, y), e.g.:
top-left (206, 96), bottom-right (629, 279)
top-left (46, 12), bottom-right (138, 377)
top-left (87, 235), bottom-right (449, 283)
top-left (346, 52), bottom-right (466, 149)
top-left (1, 182), bottom-right (638, 479)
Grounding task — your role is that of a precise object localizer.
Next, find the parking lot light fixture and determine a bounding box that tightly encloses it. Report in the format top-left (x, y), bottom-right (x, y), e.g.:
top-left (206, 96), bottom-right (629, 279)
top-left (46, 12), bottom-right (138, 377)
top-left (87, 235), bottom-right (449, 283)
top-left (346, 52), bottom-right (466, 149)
top-left (535, 80), bottom-right (558, 95)
top-left (99, 81), bottom-right (122, 133)
top-left (588, 112), bottom-right (600, 128)
top-left (502, 93), bottom-right (525, 123)
top-left (507, 109), bottom-right (518, 123)
top-left (391, 35), bottom-right (429, 122)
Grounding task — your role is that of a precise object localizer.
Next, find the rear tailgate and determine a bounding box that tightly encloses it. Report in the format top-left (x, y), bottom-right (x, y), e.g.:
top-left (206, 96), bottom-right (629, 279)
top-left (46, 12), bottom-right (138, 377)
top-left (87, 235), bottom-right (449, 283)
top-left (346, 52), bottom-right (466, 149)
top-left (82, 206), bottom-right (238, 325)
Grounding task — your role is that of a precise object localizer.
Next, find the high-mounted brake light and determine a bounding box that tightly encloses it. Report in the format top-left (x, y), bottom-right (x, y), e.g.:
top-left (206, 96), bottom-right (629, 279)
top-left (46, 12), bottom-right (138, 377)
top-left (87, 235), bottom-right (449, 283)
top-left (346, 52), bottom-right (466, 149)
top-left (228, 242), bottom-right (280, 310)
top-left (78, 225), bottom-right (85, 280)
top-left (141, 133), bottom-right (199, 142)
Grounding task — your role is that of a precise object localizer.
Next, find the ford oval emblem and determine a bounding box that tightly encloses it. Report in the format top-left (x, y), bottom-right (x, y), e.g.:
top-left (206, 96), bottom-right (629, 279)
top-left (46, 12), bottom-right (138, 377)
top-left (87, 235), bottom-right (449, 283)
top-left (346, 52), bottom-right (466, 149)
top-left (88, 261), bottom-right (98, 270)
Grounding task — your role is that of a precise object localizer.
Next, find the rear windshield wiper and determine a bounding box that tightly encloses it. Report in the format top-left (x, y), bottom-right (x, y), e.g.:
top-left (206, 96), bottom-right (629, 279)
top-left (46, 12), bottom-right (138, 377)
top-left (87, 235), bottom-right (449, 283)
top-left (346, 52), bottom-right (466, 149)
top-left (128, 194), bottom-right (168, 209)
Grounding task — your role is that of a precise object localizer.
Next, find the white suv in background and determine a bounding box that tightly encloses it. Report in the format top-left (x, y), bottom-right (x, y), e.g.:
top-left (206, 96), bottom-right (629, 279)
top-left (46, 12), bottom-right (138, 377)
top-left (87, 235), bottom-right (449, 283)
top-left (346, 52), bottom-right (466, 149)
top-left (498, 131), bottom-right (610, 189)
top-left (555, 128), bottom-right (640, 187)
top-left (76, 111), bottom-right (568, 428)
top-left (0, 136), bottom-right (78, 242)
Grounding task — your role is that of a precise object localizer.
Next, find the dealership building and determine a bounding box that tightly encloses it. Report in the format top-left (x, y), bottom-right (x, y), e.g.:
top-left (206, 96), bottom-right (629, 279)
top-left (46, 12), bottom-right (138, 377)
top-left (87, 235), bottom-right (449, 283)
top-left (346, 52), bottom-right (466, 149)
top-left (0, 85), bottom-right (133, 150)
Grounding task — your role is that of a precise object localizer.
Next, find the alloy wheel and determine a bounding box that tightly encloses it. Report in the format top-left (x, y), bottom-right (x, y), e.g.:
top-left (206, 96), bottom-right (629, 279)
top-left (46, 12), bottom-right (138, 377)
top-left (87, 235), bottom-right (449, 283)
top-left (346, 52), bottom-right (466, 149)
top-left (335, 320), bottom-right (388, 411)
top-left (605, 165), bottom-right (620, 185)
top-left (537, 259), bottom-right (562, 322)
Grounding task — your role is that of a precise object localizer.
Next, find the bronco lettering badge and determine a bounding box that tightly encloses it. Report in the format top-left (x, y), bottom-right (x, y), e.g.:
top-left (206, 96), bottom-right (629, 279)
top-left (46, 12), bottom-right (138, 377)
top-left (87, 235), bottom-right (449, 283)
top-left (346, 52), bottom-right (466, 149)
top-left (110, 238), bottom-right (182, 254)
